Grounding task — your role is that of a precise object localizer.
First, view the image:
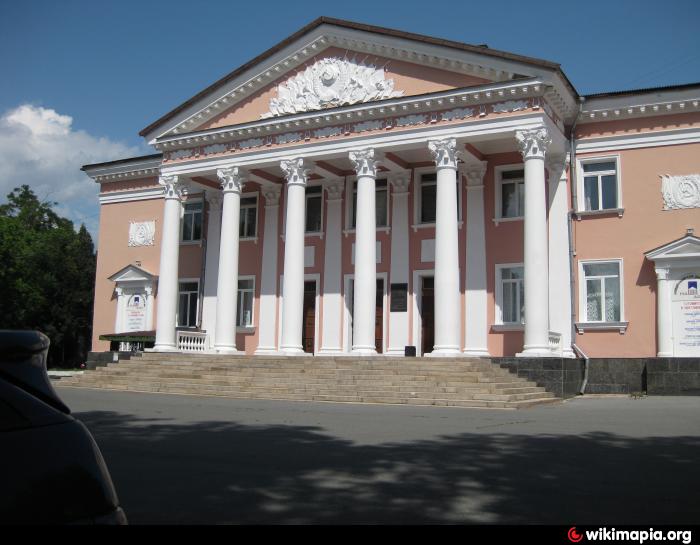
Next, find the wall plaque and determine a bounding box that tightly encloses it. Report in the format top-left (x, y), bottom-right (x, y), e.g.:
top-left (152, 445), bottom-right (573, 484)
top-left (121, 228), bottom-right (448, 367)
top-left (390, 283), bottom-right (408, 312)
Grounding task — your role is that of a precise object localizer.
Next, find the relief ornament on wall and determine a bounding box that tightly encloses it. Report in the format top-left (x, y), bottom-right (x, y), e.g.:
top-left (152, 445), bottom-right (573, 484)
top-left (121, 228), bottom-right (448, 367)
top-left (128, 221), bottom-right (156, 247)
top-left (661, 174), bottom-right (700, 210)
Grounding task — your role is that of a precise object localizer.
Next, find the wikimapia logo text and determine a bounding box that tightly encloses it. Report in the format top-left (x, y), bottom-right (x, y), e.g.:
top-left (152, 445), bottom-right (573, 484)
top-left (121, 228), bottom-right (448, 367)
top-left (568, 527), bottom-right (692, 544)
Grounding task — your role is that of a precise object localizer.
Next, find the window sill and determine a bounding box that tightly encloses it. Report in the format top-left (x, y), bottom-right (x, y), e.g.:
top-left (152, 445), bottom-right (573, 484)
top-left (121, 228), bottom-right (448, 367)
top-left (492, 216), bottom-right (523, 226)
top-left (236, 326), bottom-right (256, 334)
top-left (343, 227), bottom-right (391, 237)
top-left (575, 321), bottom-right (629, 334)
top-left (491, 324), bottom-right (525, 332)
top-left (280, 232), bottom-right (325, 240)
top-left (575, 208), bottom-right (624, 219)
top-left (179, 240), bottom-right (203, 247)
top-left (411, 222), bottom-right (463, 232)
top-left (240, 237), bottom-right (258, 244)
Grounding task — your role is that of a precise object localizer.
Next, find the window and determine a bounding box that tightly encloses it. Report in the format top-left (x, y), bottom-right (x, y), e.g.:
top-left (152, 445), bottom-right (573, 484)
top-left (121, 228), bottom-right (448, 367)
top-left (239, 195), bottom-right (258, 238)
top-left (178, 281), bottom-right (199, 327)
top-left (417, 172), bottom-right (461, 224)
top-left (182, 201), bottom-right (203, 242)
top-left (580, 159), bottom-right (620, 211)
top-left (499, 169), bottom-right (525, 219)
top-left (305, 186), bottom-right (322, 233)
top-left (496, 265), bottom-right (525, 324)
top-left (581, 261), bottom-right (622, 322)
top-left (237, 278), bottom-right (255, 327)
top-left (351, 179), bottom-right (388, 228)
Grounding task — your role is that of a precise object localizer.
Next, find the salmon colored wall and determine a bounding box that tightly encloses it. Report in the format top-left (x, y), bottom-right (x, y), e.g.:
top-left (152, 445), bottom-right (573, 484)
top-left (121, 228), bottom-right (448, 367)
top-left (572, 141), bottom-right (700, 357)
top-left (200, 47), bottom-right (491, 130)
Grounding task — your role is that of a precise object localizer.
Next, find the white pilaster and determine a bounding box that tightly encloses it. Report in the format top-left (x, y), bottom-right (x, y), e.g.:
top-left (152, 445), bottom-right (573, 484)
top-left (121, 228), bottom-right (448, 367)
top-left (280, 158), bottom-right (310, 355)
top-left (349, 148), bottom-right (379, 355)
top-left (428, 138), bottom-right (462, 357)
top-left (115, 287), bottom-right (125, 333)
top-left (145, 285), bottom-right (154, 331)
top-left (255, 185), bottom-right (282, 355)
top-left (386, 174), bottom-right (411, 356)
top-left (515, 128), bottom-right (552, 357)
top-left (546, 154), bottom-right (575, 358)
top-left (201, 192), bottom-right (222, 349)
top-left (655, 267), bottom-right (674, 357)
top-left (318, 179), bottom-right (345, 355)
top-left (463, 160), bottom-right (490, 357)
top-left (154, 175), bottom-right (185, 351)
top-left (214, 166), bottom-right (245, 354)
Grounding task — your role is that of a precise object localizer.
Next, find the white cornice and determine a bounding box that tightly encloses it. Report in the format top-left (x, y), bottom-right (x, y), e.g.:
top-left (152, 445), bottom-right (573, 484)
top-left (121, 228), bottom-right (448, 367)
top-left (575, 126), bottom-right (700, 153)
top-left (99, 187), bottom-right (163, 204)
top-left (84, 156), bottom-right (162, 184)
top-left (581, 87), bottom-right (700, 123)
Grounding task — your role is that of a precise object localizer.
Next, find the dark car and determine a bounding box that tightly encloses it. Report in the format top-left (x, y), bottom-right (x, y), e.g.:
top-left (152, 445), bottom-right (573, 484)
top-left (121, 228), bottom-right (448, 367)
top-left (0, 330), bottom-right (127, 524)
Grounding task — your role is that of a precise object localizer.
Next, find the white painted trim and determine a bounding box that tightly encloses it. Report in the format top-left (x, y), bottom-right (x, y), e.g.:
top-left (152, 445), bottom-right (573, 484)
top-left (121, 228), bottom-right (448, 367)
top-left (575, 127), bottom-right (700, 154)
top-left (342, 272), bottom-right (388, 354)
top-left (99, 188), bottom-right (163, 204)
top-left (575, 154), bottom-right (622, 213)
top-left (577, 258), bottom-right (625, 324)
top-left (494, 262), bottom-right (524, 326)
top-left (411, 269), bottom-right (434, 357)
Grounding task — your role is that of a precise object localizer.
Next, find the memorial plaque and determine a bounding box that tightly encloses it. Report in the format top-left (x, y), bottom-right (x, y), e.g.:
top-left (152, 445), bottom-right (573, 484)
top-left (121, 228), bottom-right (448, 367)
top-left (390, 283), bottom-right (408, 312)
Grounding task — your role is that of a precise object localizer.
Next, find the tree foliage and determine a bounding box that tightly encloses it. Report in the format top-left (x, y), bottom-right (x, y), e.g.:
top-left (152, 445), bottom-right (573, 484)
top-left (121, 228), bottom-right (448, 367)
top-left (0, 185), bottom-right (96, 368)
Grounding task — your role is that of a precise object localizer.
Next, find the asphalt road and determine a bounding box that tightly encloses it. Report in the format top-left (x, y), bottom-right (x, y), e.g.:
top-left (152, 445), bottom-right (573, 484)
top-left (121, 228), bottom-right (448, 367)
top-left (55, 387), bottom-right (700, 525)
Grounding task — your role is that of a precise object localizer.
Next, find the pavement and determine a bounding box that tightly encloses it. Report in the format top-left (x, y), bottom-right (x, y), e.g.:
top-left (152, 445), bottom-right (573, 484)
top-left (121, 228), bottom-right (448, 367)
top-left (55, 387), bottom-right (700, 525)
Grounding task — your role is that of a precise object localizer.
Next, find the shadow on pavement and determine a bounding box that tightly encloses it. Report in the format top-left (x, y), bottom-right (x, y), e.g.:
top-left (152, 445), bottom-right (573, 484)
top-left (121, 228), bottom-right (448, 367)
top-left (75, 410), bottom-right (700, 524)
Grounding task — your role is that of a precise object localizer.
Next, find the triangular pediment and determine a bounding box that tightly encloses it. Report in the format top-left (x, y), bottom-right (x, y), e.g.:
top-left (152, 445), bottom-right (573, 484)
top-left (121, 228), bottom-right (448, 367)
top-left (108, 264), bottom-right (156, 284)
top-left (141, 18), bottom-right (570, 142)
top-left (646, 235), bottom-right (700, 261)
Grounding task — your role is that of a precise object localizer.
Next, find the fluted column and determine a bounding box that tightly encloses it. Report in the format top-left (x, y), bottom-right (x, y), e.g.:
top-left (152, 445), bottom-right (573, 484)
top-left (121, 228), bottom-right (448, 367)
top-left (386, 174), bottom-right (411, 356)
top-left (214, 166), bottom-right (245, 354)
top-left (319, 179), bottom-right (345, 355)
top-left (515, 128), bottom-right (552, 357)
top-left (280, 158), bottom-right (310, 355)
top-left (255, 185), bottom-right (282, 355)
top-left (428, 138), bottom-right (462, 357)
top-left (154, 175), bottom-right (185, 351)
top-left (201, 192), bottom-right (222, 349)
top-left (463, 160), bottom-right (490, 356)
top-left (349, 149), bottom-right (379, 355)
top-left (655, 268), bottom-right (674, 357)
top-left (547, 153), bottom-right (575, 358)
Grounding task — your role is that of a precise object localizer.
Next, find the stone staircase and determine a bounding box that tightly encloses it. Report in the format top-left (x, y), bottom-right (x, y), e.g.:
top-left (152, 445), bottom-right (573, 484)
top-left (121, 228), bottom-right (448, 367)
top-left (56, 352), bottom-right (560, 409)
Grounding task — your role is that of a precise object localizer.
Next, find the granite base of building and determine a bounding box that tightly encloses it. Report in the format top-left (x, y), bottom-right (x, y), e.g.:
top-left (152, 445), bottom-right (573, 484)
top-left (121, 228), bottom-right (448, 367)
top-left (494, 358), bottom-right (584, 399)
top-left (86, 351), bottom-right (134, 370)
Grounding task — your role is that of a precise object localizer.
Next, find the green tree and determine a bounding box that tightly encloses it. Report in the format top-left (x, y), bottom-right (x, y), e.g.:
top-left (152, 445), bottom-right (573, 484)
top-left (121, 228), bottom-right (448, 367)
top-left (0, 185), bottom-right (96, 367)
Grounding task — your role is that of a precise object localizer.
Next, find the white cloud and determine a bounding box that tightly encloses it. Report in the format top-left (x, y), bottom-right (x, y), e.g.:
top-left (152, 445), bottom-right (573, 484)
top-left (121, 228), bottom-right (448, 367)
top-left (0, 104), bottom-right (145, 243)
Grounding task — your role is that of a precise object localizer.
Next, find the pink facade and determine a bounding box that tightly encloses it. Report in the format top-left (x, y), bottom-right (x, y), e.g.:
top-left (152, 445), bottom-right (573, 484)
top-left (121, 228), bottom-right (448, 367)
top-left (85, 18), bottom-right (700, 359)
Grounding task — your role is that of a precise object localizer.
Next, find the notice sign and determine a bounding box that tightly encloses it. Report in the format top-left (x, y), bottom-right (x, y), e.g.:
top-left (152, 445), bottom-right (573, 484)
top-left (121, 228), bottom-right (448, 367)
top-left (672, 276), bottom-right (700, 357)
top-left (126, 294), bottom-right (146, 332)
top-left (390, 283), bottom-right (408, 312)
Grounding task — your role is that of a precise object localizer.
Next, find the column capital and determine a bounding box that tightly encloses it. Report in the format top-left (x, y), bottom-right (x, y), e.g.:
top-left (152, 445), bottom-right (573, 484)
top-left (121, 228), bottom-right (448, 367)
top-left (281, 157), bottom-right (311, 186)
top-left (144, 285), bottom-right (153, 296)
top-left (115, 286), bottom-right (124, 297)
top-left (515, 127), bottom-right (551, 160)
top-left (545, 153), bottom-right (568, 182)
top-left (217, 166), bottom-right (247, 193)
top-left (349, 148), bottom-right (381, 178)
top-left (429, 137), bottom-right (461, 170)
top-left (206, 191), bottom-right (223, 211)
top-left (262, 184), bottom-right (282, 207)
top-left (462, 160), bottom-right (488, 189)
top-left (159, 175), bottom-right (187, 200)
top-left (323, 179), bottom-right (344, 201)
top-left (655, 267), bottom-right (670, 280)
top-left (389, 174), bottom-right (411, 194)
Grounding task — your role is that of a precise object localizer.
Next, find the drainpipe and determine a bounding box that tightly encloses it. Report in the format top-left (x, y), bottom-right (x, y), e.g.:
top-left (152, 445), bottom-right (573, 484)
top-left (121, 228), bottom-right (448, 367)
top-left (573, 343), bottom-right (590, 394)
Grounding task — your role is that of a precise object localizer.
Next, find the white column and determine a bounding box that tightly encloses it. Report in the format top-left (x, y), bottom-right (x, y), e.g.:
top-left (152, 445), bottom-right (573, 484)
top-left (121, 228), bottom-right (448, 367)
top-left (114, 287), bottom-right (125, 333)
top-left (349, 149), bottom-right (379, 356)
top-left (214, 166), bottom-right (245, 354)
top-left (319, 179), bottom-right (345, 355)
top-left (154, 175), bottom-right (185, 351)
top-left (200, 192), bottom-right (222, 349)
top-left (280, 158), bottom-right (310, 355)
top-left (255, 185), bottom-right (282, 355)
top-left (386, 174), bottom-right (411, 356)
top-left (655, 267), bottom-right (674, 357)
top-left (547, 154), bottom-right (575, 358)
top-left (428, 138), bottom-right (462, 357)
top-left (463, 161), bottom-right (490, 356)
top-left (515, 128), bottom-right (552, 357)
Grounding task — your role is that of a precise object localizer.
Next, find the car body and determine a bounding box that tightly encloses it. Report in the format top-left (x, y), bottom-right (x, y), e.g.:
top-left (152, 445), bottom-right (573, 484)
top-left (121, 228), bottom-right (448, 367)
top-left (0, 330), bottom-right (127, 524)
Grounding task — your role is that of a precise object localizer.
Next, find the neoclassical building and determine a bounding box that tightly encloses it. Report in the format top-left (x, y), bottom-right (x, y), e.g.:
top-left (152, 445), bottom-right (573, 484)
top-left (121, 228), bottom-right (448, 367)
top-left (83, 17), bottom-right (700, 359)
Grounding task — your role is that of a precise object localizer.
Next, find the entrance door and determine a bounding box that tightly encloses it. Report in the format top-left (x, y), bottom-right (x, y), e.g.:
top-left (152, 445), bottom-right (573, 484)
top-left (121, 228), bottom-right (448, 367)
top-left (421, 276), bottom-right (435, 355)
top-left (375, 279), bottom-right (384, 353)
top-left (302, 281), bottom-right (316, 354)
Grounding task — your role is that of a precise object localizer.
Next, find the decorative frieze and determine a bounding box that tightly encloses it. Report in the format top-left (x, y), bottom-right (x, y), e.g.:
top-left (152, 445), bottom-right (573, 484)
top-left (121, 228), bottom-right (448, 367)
top-left (314, 126), bottom-right (343, 138)
top-left (203, 143), bottom-right (227, 155)
top-left (128, 221), bottom-right (156, 247)
top-left (441, 108), bottom-right (474, 121)
top-left (238, 137), bottom-right (264, 150)
top-left (661, 174), bottom-right (700, 210)
top-left (277, 132), bottom-right (303, 144)
top-left (493, 100), bottom-right (529, 114)
top-left (394, 114), bottom-right (426, 127)
top-left (354, 120), bottom-right (384, 133)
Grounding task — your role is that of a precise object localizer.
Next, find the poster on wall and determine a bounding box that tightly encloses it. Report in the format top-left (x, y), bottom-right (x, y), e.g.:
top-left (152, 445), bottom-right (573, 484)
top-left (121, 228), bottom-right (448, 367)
top-left (672, 276), bottom-right (700, 357)
top-left (126, 293), bottom-right (147, 332)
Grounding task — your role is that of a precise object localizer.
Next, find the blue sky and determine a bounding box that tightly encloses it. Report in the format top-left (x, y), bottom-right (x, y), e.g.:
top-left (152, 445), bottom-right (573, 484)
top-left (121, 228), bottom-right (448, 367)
top-left (1, 0), bottom-right (699, 239)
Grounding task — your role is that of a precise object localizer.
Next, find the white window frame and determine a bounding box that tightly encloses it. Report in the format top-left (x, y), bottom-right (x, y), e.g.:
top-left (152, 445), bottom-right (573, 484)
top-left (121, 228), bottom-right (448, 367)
top-left (495, 263), bottom-right (525, 327)
top-left (494, 164), bottom-right (525, 224)
top-left (236, 275), bottom-right (256, 329)
top-left (177, 278), bottom-right (200, 328)
top-left (239, 192), bottom-right (259, 240)
top-left (575, 155), bottom-right (623, 214)
top-left (180, 198), bottom-right (204, 244)
top-left (578, 258), bottom-right (625, 324)
top-left (412, 166), bottom-right (463, 230)
top-left (346, 176), bottom-right (391, 231)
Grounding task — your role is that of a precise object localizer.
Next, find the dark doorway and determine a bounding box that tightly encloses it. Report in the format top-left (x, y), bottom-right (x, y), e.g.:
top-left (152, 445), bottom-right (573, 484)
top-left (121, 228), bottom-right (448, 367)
top-left (421, 276), bottom-right (435, 356)
top-left (302, 281), bottom-right (316, 354)
top-left (375, 279), bottom-right (384, 354)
